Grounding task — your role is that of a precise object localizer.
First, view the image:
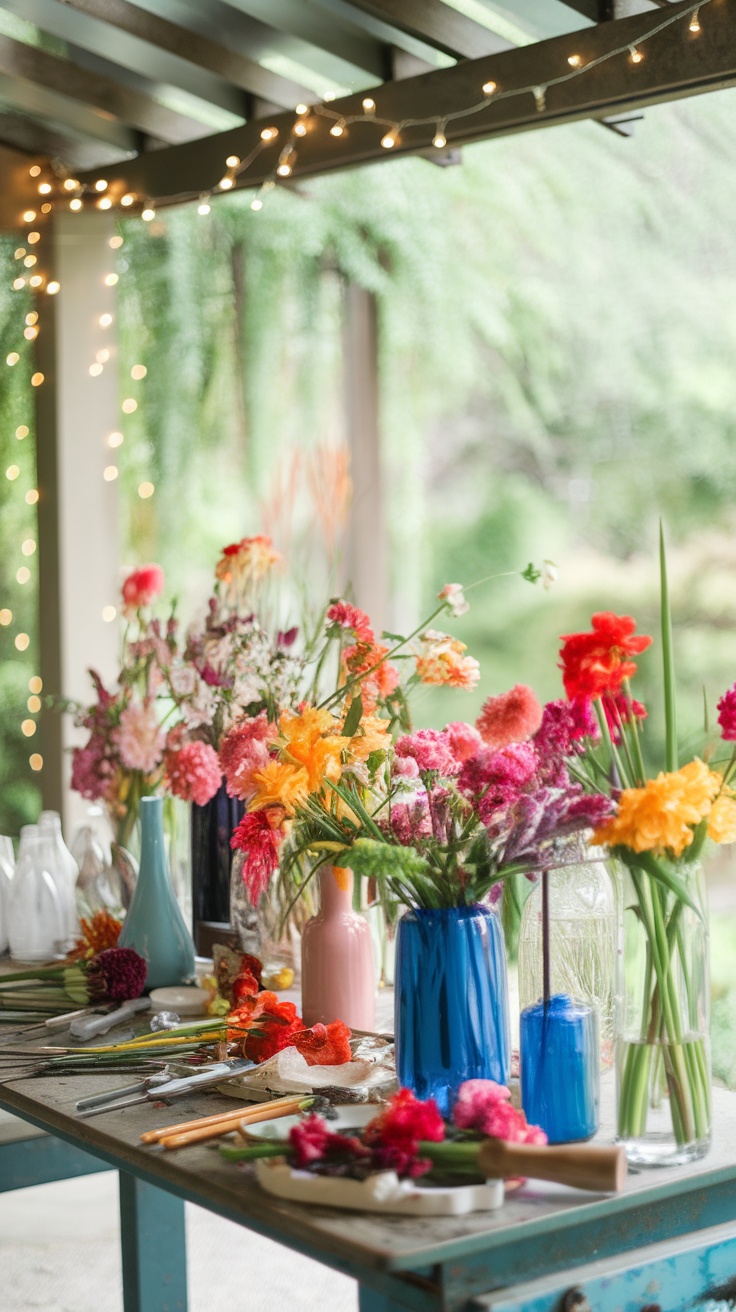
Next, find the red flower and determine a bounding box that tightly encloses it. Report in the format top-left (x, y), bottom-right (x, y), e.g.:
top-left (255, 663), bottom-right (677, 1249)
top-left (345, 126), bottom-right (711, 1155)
top-left (292, 1020), bottom-right (352, 1066)
top-left (602, 690), bottom-right (647, 745)
top-left (121, 564), bottom-right (165, 613)
top-left (326, 601), bottom-right (375, 644)
top-left (559, 612), bottom-right (652, 701)
top-left (363, 1089), bottom-right (445, 1154)
top-left (228, 991), bottom-right (303, 1063)
top-left (230, 808), bottom-right (285, 905)
top-left (289, 1114), bottom-right (368, 1170)
top-left (164, 740), bottom-right (222, 806)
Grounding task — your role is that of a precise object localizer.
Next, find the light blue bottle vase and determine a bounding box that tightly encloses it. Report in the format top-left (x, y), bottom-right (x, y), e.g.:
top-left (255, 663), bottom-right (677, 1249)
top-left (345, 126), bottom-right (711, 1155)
top-left (395, 904), bottom-right (510, 1117)
top-left (119, 796), bottom-right (195, 990)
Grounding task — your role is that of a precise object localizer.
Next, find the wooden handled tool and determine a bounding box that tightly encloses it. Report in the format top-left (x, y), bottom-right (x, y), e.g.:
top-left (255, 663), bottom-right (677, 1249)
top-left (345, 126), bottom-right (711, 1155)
top-left (477, 1139), bottom-right (627, 1193)
top-left (140, 1093), bottom-right (306, 1148)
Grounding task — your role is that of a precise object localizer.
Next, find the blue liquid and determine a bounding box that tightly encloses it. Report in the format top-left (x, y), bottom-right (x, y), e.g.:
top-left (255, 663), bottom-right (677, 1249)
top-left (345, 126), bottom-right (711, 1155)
top-left (520, 993), bottom-right (599, 1144)
top-left (395, 904), bottom-right (510, 1117)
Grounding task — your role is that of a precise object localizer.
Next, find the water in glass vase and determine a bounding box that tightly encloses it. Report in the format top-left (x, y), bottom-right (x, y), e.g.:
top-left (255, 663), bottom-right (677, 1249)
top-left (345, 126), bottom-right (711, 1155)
top-left (616, 1035), bottom-right (711, 1166)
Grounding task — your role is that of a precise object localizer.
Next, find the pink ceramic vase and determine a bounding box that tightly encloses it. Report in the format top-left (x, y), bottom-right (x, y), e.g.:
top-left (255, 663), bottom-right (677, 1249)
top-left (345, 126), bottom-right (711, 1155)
top-left (301, 866), bottom-right (376, 1030)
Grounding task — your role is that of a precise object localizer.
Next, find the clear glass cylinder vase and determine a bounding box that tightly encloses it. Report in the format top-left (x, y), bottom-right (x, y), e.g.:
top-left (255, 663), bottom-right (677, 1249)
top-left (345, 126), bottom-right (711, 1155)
top-left (518, 846), bottom-right (619, 1069)
top-left (616, 857), bottom-right (711, 1167)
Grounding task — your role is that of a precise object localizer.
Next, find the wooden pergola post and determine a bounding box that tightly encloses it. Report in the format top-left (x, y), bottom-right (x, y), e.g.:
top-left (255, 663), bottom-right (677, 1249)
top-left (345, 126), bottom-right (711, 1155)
top-left (35, 210), bottom-right (121, 831)
top-left (343, 282), bottom-right (387, 631)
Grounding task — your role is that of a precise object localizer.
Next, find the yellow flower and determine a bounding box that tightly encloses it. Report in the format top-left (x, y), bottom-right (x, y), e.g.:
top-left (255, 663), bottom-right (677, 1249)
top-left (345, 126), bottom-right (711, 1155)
top-left (247, 760), bottom-right (309, 815)
top-left (593, 759), bottom-right (721, 858)
top-left (345, 714), bottom-right (391, 761)
top-left (415, 630), bottom-right (480, 690)
top-left (708, 791), bottom-right (736, 844)
top-left (279, 705), bottom-right (349, 793)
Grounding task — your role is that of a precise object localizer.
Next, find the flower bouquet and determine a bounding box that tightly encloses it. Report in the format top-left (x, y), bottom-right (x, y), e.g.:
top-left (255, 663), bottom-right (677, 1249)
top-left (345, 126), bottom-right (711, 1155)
top-left (561, 529), bottom-right (736, 1165)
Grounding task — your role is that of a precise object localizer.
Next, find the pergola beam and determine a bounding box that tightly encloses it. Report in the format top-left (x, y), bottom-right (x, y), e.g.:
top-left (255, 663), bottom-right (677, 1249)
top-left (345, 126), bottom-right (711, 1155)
top-left (79, 0), bottom-right (735, 206)
top-left (339, 0), bottom-right (512, 58)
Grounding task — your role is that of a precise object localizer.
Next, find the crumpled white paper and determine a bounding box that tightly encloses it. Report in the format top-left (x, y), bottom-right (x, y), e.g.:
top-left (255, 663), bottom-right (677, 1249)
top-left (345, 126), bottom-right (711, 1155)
top-left (218, 1045), bottom-right (395, 1100)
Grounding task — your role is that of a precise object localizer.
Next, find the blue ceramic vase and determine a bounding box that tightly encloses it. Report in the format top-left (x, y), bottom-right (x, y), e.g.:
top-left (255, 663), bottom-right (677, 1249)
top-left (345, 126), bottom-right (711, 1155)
top-left (520, 993), bottom-right (599, 1143)
top-left (395, 904), bottom-right (510, 1116)
top-left (119, 796), bottom-right (196, 990)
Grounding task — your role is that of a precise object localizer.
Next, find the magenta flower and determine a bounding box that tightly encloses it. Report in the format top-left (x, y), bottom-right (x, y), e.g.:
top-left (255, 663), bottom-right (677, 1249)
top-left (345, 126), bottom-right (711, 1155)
top-left (717, 685), bottom-right (736, 742)
top-left (395, 728), bottom-right (460, 775)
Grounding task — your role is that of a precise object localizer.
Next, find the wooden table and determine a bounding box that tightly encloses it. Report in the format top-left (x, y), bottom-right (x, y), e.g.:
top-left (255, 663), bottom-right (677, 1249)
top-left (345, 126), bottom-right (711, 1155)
top-left (3, 1052), bottom-right (736, 1312)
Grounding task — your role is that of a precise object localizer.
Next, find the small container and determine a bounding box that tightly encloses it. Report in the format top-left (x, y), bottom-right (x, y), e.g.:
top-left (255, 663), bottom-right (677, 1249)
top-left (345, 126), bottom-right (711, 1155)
top-left (520, 994), bottom-right (599, 1143)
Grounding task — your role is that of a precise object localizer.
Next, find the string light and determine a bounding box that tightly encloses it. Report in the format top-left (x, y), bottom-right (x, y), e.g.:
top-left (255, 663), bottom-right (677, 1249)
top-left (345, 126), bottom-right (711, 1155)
top-left (96, 349), bottom-right (110, 363)
top-left (29, 276), bottom-right (43, 288)
top-left (27, 695), bottom-right (41, 712)
top-left (38, 183), bottom-right (51, 195)
top-left (104, 273), bottom-right (119, 286)
top-left (533, 85), bottom-right (547, 111)
top-left (41, 203), bottom-right (52, 215)
top-left (46, 281), bottom-right (60, 295)
top-left (29, 677), bottom-right (43, 693)
top-left (99, 313), bottom-right (113, 327)
top-left (218, 175), bottom-right (234, 190)
top-left (26, 312), bottom-right (38, 325)
top-left (25, 489), bottom-right (39, 505)
top-left (6, 353), bottom-right (19, 366)
top-left (23, 255), bottom-right (37, 268)
top-left (293, 116), bottom-right (308, 137)
top-left (23, 326), bottom-right (38, 341)
top-left (98, 197), bottom-right (113, 210)
top-left (295, 103), bottom-right (308, 115)
top-left (12, 278), bottom-right (25, 290)
top-left (94, 179), bottom-right (108, 192)
top-left (380, 129), bottom-right (398, 149)
top-left (14, 632), bottom-right (29, 650)
top-left (131, 364), bottom-right (147, 380)
top-left (122, 398), bottom-right (137, 413)
top-left (102, 606), bottom-right (117, 622)
top-left (120, 194), bottom-right (135, 207)
top-left (482, 81), bottom-right (498, 97)
top-left (629, 45), bottom-right (644, 62)
top-left (21, 539), bottom-right (36, 556)
top-left (14, 248), bottom-right (25, 259)
top-left (260, 126), bottom-right (278, 141)
top-left (689, 7), bottom-right (701, 31)
top-left (362, 97), bottom-right (376, 114)
top-left (107, 431), bottom-right (123, 447)
top-left (103, 465), bottom-right (118, 480)
top-left (6, 465), bottom-right (19, 479)
top-left (276, 146), bottom-right (296, 176)
top-left (197, 200), bottom-right (211, 215)
top-left (138, 481), bottom-right (154, 499)
top-left (330, 119), bottom-right (346, 137)
top-left (109, 236), bottom-right (124, 249)
top-left (0, 609), bottom-right (11, 625)
top-left (568, 54), bottom-right (583, 68)
top-left (16, 426), bottom-right (28, 439)
top-left (21, 719), bottom-right (36, 737)
top-left (63, 178), bottom-right (78, 191)
top-left (16, 568), bottom-right (30, 585)
top-left (141, 206), bottom-right (155, 221)
top-left (69, 198), bottom-right (83, 211)
top-left (29, 166), bottom-right (41, 178)
top-left (22, 210), bottom-right (36, 222)
top-left (27, 232), bottom-right (40, 245)
top-left (30, 372), bottom-right (44, 386)
top-left (89, 363), bottom-right (103, 376)
top-left (226, 155), bottom-right (240, 167)
top-left (433, 122), bottom-right (447, 148)
top-left (29, 754), bottom-right (43, 771)
top-left (251, 197), bottom-right (263, 211)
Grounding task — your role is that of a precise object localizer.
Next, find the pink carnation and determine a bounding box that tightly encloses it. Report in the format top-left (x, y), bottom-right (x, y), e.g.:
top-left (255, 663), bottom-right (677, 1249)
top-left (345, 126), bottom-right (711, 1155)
top-left (453, 1079), bottom-right (547, 1145)
top-left (395, 728), bottom-right (460, 776)
top-left (445, 721), bottom-right (482, 764)
top-left (392, 756), bottom-right (419, 780)
top-left (164, 741), bottom-right (222, 806)
top-left (326, 601), bottom-right (374, 644)
top-left (121, 564), bottom-right (164, 614)
top-left (717, 685), bottom-right (736, 742)
top-left (476, 684), bottom-right (543, 749)
top-left (219, 713), bottom-right (276, 800)
top-left (115, 702), bottom-right (165, 774)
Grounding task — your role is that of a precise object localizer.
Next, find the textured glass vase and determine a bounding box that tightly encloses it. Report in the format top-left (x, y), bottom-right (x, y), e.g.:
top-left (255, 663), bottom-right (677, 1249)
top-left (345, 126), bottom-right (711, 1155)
top-left (395, 904), bottom-right (510, 1117)
top-left (616, 858), bottom-right (710, 1167)
top-left (518, 847), bottom-right (618, 1069)
top-left (301, 866), bottom-right (376, 1031)
top-left (191, 780), bottom-right (244, 948)
top-left (119, 797), bottom-right (196, 990)
top-left (8, 825), bottom-right (64, 962)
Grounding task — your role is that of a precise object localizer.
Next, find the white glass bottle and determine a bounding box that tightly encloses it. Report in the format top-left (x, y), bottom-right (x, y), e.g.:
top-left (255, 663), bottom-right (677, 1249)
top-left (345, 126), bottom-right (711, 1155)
top-left (38, 810), bottom-right (79, 949)
top-left (518, 842), bottom-right (619, 1069)
top-left (8, 825), bottom-right (65, 961)
top-left (0, 840), bottom-right (13, 954)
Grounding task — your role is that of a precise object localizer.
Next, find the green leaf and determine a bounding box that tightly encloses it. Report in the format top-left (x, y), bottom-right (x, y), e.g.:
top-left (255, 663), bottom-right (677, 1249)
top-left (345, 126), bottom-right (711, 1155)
top-left (660, 521), bottom-right (678, 772)
top-left (619, 848), bottom-right (701, 918)
top-left (342, 694), bottom-right (364, 738)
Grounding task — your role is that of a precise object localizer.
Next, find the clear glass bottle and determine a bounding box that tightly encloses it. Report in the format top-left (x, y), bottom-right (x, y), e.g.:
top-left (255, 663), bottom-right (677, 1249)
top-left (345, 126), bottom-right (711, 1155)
top-left (0, 839), bottom-right (13, 954)
top-left (8, 825), bottom-right (64, 962)
top-left (38, 811), bottom-right (79, 950)
top-left (518, 842), bottom-right (619, 1069)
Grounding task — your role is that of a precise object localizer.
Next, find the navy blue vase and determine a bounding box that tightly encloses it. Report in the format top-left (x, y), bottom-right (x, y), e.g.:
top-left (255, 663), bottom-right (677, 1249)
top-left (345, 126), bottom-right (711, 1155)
top-left (520, 993), bottom-right (599, 1143)
top-left (191, 779), bottom-right (244, 944)
top-left (395, 904), bottom-right (510, 1117)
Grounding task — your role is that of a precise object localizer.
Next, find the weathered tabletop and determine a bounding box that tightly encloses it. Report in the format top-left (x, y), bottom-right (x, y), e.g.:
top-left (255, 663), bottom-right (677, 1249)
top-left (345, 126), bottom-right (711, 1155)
top-left (2, 1032), bottom-right (736, 1311)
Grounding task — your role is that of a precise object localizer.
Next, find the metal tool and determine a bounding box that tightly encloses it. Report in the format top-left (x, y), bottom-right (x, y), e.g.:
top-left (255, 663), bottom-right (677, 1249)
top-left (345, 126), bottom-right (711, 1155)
top-left (76, 1058), bottom-right (254, 1118)
top-left (69, 996), bottom-right (150, 1041)
top-left (75, 1070), bottom-right (172, 1112)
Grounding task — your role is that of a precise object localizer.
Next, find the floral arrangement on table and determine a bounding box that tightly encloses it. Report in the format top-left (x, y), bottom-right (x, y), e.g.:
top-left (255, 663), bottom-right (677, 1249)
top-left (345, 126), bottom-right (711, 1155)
top-left (220, 1080), bottom-right (545, 1182)
top-left (0, 944), bottom-right (147, 1014)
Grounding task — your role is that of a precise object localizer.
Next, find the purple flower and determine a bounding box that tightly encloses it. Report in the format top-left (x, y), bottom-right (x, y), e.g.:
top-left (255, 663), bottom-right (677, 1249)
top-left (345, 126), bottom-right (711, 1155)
top-left (278, 627), bottom-right (299, 648)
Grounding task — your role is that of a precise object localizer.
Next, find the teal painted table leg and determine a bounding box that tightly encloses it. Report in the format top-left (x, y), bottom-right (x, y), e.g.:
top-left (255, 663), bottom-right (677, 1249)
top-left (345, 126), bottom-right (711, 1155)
top-left (359, 1287), bottom-right (415, 1311)
top-left (119, 1172), bottom-right (187, 1312)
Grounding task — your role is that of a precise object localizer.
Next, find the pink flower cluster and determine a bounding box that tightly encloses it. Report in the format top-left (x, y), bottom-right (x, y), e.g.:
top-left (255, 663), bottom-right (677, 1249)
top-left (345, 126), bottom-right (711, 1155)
top-left (219, 712), bottom-right (276, 800)
top-left (326, 601), bottom-right (374, 643)
top-left (164, 740), bottom-right (222, 806)
top-left (114, 702), bottom-right (165, 775)
top-left (476, 684), bottom-right (543, 749)
top-left (395, 727), bottom-right (463, 776)
top-left (453, 1080), bottom-right (547, 1145)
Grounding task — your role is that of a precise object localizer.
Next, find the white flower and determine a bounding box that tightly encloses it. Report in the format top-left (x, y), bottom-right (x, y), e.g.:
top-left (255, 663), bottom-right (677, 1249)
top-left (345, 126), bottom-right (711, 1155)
top-left (170, 666), bottom-right (197, 696)
top-left (542, 560), bottom-right (559, 591)
top-left (437, 583), bottom-right (470, 617)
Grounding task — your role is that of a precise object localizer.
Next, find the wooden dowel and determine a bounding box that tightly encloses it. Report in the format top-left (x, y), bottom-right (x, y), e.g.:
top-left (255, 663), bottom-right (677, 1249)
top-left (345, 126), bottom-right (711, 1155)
top-left (477, 1139), bottom-right (627, 1193)
top-left (140, 1094), bottom-right (305, 1146)
top-left (160, 1100), bottom-right (304, 1150)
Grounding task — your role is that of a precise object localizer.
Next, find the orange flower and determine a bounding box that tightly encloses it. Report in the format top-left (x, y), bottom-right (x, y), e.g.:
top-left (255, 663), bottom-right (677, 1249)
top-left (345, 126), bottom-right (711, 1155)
top-left (345, 714), bottom-right (391, 760)
top-left (215, 535), bottom-right (282, 591)
top-left (66, 910), bottom-right (122, 961)
top-left (247, 760), bottom-right (309, 815)
top-left (593, 760), bottom-right (721, 857)
top-left (708, 790), bottom-right (736, 844)
top-left (279, 705), bottom-right (348, 792)
top-left (415, 630), bottom-right (480, 691)
top-left (341, 642), bottom-right (399, 713)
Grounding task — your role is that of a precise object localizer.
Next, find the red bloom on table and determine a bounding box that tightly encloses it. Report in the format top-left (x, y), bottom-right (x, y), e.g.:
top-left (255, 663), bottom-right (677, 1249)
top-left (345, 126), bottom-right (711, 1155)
top-left (163, 740), bottom-right (222, 806)
top-left (292, 1020), bottom-right (352, 1066)
top-left (717, 685), bottom-right (736, 742)
top-left (363, 1088), bottom-right (445, 1153)
top-left (121, 564), bottom-right (165, 614)
top-left (289, 1114), bottom-right (368, 1170)
top-left (228, 991), bottom-right (303, 1062)
top-left (452, 1080), bottom-right (547, 1145)
top-left (230, 807), bottom-right (286, 905)
top-left (559, 612), bottom-right (652, 702)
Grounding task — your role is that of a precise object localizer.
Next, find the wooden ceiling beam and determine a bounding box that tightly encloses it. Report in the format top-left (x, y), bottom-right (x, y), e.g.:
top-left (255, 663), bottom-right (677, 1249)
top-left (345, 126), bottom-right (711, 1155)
top-left (0, 67), bottom-right (139, 152)
top-left (340, 0), bottom-right (512, 58)
top-left (77, 0), bottom-right (734, 204)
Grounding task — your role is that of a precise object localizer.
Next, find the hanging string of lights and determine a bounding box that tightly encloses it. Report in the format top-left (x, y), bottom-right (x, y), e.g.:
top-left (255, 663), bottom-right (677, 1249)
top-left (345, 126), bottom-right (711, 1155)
top-left (11, 0), bottom-right (710, 225)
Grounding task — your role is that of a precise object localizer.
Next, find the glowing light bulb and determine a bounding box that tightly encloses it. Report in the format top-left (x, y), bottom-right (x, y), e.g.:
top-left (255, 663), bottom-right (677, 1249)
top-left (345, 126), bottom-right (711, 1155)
top-left (6, 465), bottom-right (19, 480)
top-left (293, 120), bottom-right (307, 137)
top-left (433, 125), bottom-right (447, 148)
top-left (96, 349), bottom-right (110, 364)
top-left (29, 676), bottom-right (43, 693)
top-left (141, 207), bottom-right (155, 221)
top-left (0, 609), bottom-right (11, 624)
top-left (6, 353), bottom-right (19, 366)
top-left (24, 326), bottom-right (38, 341)
top-left (29, 753), bottom-right (43, 771)
top-left (104, 273), bottom-right (119, 286)
top-left (41, 203), bottom-right (52, 214)
top-left (102, 606), bottom-right (117, 622)
top-left (131, 364), bottom-right (147, 380)
top-left (21, 720), bottom-right (36, 737)
top-left (109, 236), bottom-right (124, 249)
top-left (16, 426), bottom-right (29, 439)
top-left (46, 281), bottom-right (60, 294)
top-left (14, 632), bottom-right (30, 649)
top-left (260, 126), bottom-right (278, 141)
top-left (568, 53), bottom-right (582, 67)
top-left (95, 179), bottom-right (108, 192)
top-left (26, 312), bottom-right (38, 325)
top-left (103, 465), bottom-right (118, 481)
top-left (63, 178), bottom-right (78, 191)
top-left (99, 313), bottom-right (113, 327)
top-left (25, 489), bottom-right (39, 505)
top-left (226, 155), bottom-right (240, 167)
top-left (330, 119), bottom-right (346, 137)
top-left (27, 695), bottom-right (41, 712)
top-left (197, 201), bottom-right (211, 215)
top-left (70, 198), bottom-right (83, 211)
top-left (12, 278), bottom-right (25, 290)
top-left (22, 210), bottom-right (36, 222)
top-left (251, 198), bottom-right (263, 211)
top-left (107, 431), bottom-right (124, 447)
top-left (16, 569), bottom-right (30, 585)
top-left (138, 481), bottom-right (154, 499)
top-left (629, 45), bottom-right (643, 63)
top-left (31, 371), bottom-right (44, 385)
top-left (89, 363), bottom-right (103, 377)
top-left (38, 182), bottom-right (52, 195)
top-left (98, 197), bottom-right (112, 210)
top-left (29, 165), bottom-right (41, 178)
top-left (362, 97), bottom-right (376, 113)
top-left (295, 103), bottom-right (308, 115)
top-left (29, 275), bottom-right (43, 288)
top-left (219, 175), bottom-right (234, 190)
top-left (23, 255), bottom-right (37, 267)
top-left (276, 163), bottom-right (292, 176)
top-left (689, 8), bottom-right (700, 31)
top-left (120, 194), bottom-right (134, 207)
top-left (380, 130), bottom-right (397, 149)
top-left (482, 80), bottom-right (497, 96)
top-left (27, 231), bottom-right (40, 244)
top-left (14, 248), bottom-right (25, 259)
top-left (122, 398), bottom-right (137, 413)
top-left (21, 539), bottom-right (36, 556)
